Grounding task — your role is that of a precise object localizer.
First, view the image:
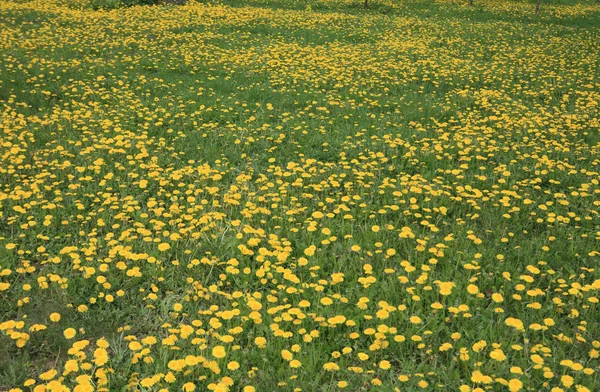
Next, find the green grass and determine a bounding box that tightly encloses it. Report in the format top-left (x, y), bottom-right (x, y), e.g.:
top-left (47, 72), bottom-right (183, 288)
top-left (0, 0), bottom-right (599, 390)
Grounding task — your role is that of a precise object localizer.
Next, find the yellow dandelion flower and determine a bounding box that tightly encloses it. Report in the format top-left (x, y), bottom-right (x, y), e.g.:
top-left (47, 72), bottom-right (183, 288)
top-left (158, 243), bottom-right (171, 252)
top-left (289, 359), bottom-right (302, 368)
top-left (63, 328), bottom-right (76, 339)
top-left (212, 345), bottom-right (226, 359)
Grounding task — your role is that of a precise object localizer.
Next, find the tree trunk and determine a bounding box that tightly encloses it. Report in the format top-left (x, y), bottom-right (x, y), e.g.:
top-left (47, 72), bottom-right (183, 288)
top-left (535, 0), bottom-right (541, 14)
top-left (469, 0), bottom-right (473, 6)
top-left (364, 0), bottom-right (368, 8)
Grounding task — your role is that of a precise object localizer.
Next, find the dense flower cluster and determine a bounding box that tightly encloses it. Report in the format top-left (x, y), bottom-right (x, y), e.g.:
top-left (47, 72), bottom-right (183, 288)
top-left (0, 0), bottom-right (599, 390)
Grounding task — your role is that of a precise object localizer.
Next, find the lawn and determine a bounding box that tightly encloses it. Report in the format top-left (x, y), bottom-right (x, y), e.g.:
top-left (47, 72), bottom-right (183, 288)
top-left (0, 0), bottom-right (599, 390)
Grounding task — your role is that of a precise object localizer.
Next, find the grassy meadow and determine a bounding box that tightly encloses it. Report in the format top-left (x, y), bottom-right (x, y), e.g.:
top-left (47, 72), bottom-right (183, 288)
top-left (1, 0), bottom-right (599, 390)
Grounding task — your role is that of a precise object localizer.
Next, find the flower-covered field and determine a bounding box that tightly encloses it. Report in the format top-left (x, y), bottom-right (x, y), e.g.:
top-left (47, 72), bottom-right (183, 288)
top-left (1, 0), bottom-right (599, 390)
